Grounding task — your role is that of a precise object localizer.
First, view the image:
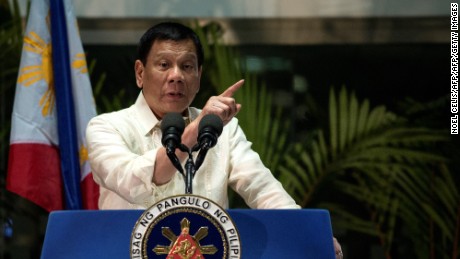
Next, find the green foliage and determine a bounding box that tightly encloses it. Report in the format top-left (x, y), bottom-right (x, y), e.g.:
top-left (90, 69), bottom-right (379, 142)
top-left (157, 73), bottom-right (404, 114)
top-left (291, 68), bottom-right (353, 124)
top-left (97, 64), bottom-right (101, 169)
top-left (192, 23), bottom-right (459, 258)
top-left (88, 54), bottom-right (133, 114)
top-left (279, 86), bottom-right (458, 258)
top-left (0, 0), bottom-right (23, 201)
top-left (0, 0), bottom-right (23, 168)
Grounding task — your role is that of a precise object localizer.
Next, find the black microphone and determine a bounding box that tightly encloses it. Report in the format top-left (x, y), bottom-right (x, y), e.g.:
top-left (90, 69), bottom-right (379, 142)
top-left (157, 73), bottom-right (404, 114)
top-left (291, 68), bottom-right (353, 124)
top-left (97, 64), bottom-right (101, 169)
top-left (161, 112), bottom-right (185, 154)
top-left (161, 112), bottom-right (185, 152)
top-left (161, 113), bottom-right (186, 177)
top-left (198, 114), bottom-right (223, 149)
top-left (194, 114), bottom-right (223, 170)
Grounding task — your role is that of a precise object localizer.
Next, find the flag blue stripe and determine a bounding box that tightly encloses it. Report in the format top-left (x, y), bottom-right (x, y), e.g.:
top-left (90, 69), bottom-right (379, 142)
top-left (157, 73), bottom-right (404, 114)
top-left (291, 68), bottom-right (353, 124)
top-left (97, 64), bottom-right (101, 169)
top-left (50, 0), bottom-right (82, 210)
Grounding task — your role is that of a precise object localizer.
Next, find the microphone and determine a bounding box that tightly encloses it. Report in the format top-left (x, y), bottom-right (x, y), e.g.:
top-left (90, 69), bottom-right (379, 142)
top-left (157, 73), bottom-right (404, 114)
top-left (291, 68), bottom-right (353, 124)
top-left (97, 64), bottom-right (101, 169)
top-left (161, 112), bottom-right (185, 154)
top-left (194, 114), bottom-right (223, 170)
top-left (161, 112), bottom-right (186, 177)
top-left (198, 114), bottom-right (223, 149)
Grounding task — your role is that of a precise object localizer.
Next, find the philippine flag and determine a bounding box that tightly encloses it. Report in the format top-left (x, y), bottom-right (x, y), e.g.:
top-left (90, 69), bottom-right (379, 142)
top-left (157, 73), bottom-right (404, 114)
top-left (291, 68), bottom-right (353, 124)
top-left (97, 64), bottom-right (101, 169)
top-left (6, 0), bottom-right (99, 211)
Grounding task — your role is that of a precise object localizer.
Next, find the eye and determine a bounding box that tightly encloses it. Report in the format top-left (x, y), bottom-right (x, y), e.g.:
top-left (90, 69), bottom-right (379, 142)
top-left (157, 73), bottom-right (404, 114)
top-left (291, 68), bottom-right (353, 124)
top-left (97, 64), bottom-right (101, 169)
top-left (160, 61), bottom-right (169, 68)
top-left (183, 63), bottom-right (195, 71)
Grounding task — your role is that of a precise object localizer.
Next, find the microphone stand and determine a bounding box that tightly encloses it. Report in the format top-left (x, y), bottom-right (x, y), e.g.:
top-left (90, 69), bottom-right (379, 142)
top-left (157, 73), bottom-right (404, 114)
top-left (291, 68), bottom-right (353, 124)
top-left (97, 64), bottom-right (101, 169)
top-left (165, 135), bottom-right (216, 194)
top-left (166, 144), bottom-right (205, 194)
top-left (177, 144), bottom-right (201, 194)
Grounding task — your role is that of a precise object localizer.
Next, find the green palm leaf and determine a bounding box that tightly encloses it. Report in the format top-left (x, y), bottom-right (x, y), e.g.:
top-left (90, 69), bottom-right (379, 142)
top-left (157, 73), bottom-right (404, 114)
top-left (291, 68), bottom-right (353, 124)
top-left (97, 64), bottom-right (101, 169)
top-left (192, 21), bottom-right (458, 258)
top-left (278, 86), bottom-right (454, 257)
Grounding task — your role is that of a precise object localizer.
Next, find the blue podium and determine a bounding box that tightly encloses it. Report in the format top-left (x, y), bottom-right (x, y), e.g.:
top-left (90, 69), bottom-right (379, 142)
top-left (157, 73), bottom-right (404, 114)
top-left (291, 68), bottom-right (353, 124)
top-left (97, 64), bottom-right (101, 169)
top-left (41, 209), bottom-right (335, 258)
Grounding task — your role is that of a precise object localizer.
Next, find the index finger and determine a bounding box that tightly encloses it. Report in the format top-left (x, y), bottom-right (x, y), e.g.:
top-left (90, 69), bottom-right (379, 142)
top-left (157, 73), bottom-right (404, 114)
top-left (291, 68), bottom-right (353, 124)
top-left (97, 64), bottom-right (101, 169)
top-left (220, 79), bottom-right (244, 98)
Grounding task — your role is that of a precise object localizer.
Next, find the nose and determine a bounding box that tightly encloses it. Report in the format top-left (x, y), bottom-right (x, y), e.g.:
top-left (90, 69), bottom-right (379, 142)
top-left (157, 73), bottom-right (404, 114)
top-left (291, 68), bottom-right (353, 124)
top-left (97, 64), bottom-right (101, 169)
top-left (168, 65), bottom-right (184, 83)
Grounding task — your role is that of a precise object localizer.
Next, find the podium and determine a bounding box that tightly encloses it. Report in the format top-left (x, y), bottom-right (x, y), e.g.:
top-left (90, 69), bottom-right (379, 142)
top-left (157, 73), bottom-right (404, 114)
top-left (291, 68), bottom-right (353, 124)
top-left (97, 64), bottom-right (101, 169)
top-left (41, 209), bottom-right (336, 258)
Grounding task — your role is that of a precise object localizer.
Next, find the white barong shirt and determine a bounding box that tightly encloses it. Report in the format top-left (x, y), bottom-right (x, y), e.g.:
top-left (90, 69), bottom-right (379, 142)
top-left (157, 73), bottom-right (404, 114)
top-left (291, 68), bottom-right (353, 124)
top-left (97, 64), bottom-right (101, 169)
top-left (86, 92), bottom-right (299, 210)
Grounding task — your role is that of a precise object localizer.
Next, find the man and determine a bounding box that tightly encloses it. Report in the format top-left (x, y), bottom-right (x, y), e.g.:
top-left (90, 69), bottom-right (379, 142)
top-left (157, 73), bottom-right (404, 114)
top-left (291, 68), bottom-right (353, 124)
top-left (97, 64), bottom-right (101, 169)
top-left (86, 22), bottom-right (342, 258)
top-left (86, 21), bottom-right (299, 210)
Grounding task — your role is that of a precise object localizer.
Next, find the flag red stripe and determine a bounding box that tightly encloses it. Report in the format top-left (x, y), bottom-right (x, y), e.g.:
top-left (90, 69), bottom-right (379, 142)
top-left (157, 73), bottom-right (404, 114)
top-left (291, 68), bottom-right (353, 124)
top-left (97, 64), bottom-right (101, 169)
top-left (7, 143), bottom-right (64, 212)
top-left (81, 173), bottom-right (99, 210)
top-left (7, 143), bottom-right (100, 211)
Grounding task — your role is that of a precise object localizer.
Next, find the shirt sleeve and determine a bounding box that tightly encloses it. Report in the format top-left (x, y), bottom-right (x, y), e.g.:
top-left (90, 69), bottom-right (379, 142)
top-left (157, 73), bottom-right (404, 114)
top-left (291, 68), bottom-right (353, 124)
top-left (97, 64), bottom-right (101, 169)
top-left (86, 113), bottom-right (165, 206)
top-left (226, 120), bottom-right (300, 209)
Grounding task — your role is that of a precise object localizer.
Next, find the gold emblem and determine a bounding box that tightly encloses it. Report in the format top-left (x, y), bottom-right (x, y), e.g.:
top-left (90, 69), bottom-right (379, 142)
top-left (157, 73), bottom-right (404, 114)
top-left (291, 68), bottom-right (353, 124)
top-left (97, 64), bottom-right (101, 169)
top-left (153, 218), bottom-right (217, 259)
top-left (130, 195), bottom-right (241, 258)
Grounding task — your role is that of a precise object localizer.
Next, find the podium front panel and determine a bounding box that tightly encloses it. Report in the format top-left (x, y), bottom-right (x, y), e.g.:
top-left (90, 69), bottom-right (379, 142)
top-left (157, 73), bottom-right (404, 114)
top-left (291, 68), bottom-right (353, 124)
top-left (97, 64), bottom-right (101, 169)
top-left (41, 209), bottom-right (335, 259)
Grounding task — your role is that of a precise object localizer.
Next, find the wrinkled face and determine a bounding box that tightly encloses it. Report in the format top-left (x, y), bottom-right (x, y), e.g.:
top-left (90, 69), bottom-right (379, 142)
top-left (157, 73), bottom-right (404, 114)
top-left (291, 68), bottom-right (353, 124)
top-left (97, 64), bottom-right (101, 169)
top-left (135, 39), bottom-right (202, 119)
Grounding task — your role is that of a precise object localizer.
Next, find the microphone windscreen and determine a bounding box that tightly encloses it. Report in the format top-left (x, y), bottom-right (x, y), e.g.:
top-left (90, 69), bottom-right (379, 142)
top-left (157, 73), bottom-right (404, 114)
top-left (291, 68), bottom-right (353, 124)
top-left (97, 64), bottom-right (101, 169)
top-left (161, 113), bottom-right (185, 134)
top-left (199, 114), bottom-right (223, 136)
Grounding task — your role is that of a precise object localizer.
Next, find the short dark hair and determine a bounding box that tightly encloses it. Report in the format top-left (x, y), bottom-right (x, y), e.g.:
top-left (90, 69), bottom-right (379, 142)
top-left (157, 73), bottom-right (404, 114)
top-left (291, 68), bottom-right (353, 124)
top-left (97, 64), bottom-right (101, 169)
top-left (137, 22), bottom-right (204, 67)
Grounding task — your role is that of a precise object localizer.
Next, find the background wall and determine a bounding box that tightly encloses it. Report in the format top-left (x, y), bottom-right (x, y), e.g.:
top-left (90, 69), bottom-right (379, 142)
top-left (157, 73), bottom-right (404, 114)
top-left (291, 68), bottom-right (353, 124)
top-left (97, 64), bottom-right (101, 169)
top-left (17, 0), bottom-right (451, 45)
top-left (18, 0), bottom-right (451, 17)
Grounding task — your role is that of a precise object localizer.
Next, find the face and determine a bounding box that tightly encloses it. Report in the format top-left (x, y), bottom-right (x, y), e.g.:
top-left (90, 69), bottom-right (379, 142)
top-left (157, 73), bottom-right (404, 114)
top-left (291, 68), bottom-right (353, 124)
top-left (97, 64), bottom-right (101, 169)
top-left (135, 39), bottom-right (202, 119)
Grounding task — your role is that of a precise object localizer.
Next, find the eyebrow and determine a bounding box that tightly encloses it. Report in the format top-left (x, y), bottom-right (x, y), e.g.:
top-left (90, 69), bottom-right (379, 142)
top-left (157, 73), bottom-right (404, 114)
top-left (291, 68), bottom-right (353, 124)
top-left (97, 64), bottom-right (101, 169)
top-left (152, 53), bottom-right (198, 66)
top-left (155, 51), bottom-right (197, 59)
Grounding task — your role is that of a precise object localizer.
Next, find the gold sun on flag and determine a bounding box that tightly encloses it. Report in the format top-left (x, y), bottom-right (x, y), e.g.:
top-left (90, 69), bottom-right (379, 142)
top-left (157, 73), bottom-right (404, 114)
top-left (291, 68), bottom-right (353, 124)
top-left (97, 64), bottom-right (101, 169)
top-left (72, 53), bottom-right (88, 74)
top-left (79, 144), bottom-right (88, 166)
top-left (17, 30), bottom-right (55, 116)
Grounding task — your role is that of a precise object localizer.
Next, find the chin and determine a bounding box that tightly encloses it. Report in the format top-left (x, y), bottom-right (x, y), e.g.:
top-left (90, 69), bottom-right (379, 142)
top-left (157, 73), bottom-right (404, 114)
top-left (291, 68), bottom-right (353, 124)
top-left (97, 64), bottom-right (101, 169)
top-left (169, 107), bottom-right (188, 115)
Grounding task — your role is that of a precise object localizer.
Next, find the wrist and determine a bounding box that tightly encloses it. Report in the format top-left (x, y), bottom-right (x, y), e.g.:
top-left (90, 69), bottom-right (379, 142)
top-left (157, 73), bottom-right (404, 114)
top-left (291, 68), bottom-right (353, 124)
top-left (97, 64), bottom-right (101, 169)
top-left (181, 119), bottom-right (199, 148)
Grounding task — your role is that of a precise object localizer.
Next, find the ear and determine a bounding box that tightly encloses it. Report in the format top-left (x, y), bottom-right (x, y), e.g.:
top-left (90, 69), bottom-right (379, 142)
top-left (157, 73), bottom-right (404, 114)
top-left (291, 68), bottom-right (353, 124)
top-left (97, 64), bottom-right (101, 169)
top-left (134, 60), bottom-right (144, 89)
top-left (198, 65), bottom-right (203, 78)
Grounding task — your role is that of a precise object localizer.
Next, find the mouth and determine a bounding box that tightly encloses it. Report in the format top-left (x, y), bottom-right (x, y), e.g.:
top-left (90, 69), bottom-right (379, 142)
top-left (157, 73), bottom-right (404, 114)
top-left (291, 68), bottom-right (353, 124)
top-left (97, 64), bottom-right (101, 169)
top-left (165, 92), bottom-right (185, 99)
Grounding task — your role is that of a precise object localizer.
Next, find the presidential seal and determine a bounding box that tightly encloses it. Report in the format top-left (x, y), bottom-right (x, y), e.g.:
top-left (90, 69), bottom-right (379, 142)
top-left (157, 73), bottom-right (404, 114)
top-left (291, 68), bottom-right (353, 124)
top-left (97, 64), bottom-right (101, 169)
top-left (130, 195), bottom-right (241, 259)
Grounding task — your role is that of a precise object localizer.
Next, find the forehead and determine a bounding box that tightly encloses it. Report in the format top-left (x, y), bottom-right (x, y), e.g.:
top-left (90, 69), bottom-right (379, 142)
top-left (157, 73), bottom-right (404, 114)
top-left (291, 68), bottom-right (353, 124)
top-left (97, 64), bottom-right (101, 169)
top-left (149, 39), bottom-right (197, 58)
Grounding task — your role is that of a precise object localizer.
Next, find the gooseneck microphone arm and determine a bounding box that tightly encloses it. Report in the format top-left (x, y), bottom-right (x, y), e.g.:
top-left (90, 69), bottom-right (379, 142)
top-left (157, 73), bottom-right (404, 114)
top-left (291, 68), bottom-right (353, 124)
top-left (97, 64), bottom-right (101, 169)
top-left (165, 148), bottom-right (185, 179)
top-left (193, 143), bottom-right (209, 172)
top-left (178, 144), bottom-right (195, 194)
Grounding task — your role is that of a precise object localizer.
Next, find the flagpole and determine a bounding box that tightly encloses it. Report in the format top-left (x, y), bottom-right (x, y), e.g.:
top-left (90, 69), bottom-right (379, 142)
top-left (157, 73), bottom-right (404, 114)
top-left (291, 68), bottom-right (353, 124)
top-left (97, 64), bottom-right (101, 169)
top-left (50, 0), bottom-right (83, 210)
